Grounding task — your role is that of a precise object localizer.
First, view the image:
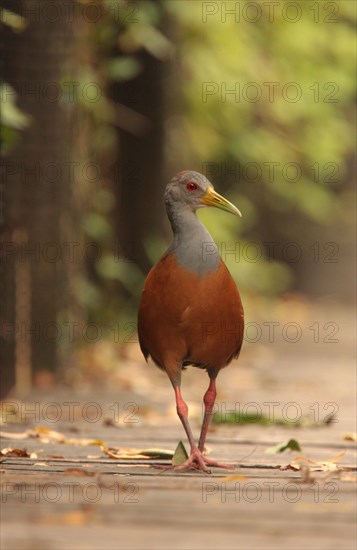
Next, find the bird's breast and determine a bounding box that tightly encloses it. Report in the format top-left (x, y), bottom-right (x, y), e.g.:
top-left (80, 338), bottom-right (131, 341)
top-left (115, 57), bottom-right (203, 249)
top-left (138, 252), bottom-right (244, 373)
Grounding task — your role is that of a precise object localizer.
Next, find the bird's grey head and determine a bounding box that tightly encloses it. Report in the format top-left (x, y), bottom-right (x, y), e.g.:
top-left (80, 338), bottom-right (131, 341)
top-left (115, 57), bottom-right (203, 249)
top-left (164, 170), bottom-right (242, 217)
top-left (164, 171), bottom-right (212, 213)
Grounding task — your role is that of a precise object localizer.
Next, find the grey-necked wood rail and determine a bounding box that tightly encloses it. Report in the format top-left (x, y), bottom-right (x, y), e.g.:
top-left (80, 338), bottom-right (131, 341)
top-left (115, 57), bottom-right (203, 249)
top-left (138, 171), bottom-right (244, 472)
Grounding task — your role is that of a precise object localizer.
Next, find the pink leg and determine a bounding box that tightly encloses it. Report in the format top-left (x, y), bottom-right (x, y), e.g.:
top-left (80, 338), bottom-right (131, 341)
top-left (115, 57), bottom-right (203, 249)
top-left (198, 378), bottom-right (217, 452)
top-left (172, 385), bottom-right (232, 473)
top-left (174, 386), bottom-right (197, 450)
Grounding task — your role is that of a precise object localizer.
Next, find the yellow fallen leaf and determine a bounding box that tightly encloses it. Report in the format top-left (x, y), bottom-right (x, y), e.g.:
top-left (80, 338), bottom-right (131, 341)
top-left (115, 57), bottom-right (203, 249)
top-left (64, 468), bottom-right (96, 477)
top-left (344, 433), bottom-right (357, 442)
top-left (102, 446), bottom-right (174, 460)
top-left (287, 450), bottom-right (346, 472)
top-left (38, 507), bottom-right (93, 526)
top-left (220, 475), bottom-right (247, 481)
top-left (33, 427), bottom-right (104, 447)
top-left (340, 472), bottom-right (357, 482)
top-left (1, 428), bottom-right (102, 448)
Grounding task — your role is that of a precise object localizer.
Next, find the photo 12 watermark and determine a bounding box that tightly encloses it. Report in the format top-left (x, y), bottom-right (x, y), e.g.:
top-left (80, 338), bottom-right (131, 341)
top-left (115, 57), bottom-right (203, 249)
top-left (1, 401), bottom-right (140, 424)
top-left (0, 239), bottom-right (341, 266)
top-left (1, 481), bottom-right (139, 504)
top-left (201, 161), bottom-right (340, 184)
top-left (202, 480), bottom-right (339, 503)
top-left (202, 81), bottom-right (339, 104)
top-left (210, 400), bottom-right (339, 424)
top-left (201, 2), bottom-right (340, 24)
top-left (0, 319), bottom-right (341, 345)
top-left (2, 1), bottom-right (141, 24)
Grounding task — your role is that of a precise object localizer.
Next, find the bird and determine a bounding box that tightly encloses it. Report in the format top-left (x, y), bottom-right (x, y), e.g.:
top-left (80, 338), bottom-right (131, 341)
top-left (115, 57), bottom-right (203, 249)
top-left (138, 170), bottom-right (244, 473)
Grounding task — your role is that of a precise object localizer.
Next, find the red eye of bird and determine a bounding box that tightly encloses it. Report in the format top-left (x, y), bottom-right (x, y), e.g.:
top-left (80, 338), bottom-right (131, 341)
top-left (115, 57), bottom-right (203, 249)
top-left (186, 182), bottom-right (198, 191)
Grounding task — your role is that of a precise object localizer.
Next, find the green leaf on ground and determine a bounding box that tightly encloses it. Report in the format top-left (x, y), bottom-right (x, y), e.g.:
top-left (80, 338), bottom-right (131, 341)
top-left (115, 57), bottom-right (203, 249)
top-left (212, 411), bottom-right (272, 425)
top-left (172, 441), bottom-right (188, 465)
top-left (266, 439), bottom-right (302, 454)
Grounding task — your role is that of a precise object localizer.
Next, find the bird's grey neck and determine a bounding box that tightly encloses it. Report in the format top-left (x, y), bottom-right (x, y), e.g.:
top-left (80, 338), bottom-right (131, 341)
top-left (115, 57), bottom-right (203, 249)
top-left (166, 202), bottom-right (220, 276)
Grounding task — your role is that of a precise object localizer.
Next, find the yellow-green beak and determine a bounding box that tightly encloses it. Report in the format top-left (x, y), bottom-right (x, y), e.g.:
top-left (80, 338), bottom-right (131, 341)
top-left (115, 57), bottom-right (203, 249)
top-left (201, 187), bottom-right (242, 217)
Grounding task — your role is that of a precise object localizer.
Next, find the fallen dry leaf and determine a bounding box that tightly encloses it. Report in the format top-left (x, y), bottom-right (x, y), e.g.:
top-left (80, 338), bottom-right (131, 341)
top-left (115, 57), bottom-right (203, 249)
top-left (34, 427), bottom-right (104, 447)
top-left (343, 433), bottom-right (357, 442)
top-left (339, 472), bottom-right (357, 482)
top-left (286, 450), bottom-right (347, 472)
top-left (0, 448), bottom-right (30, 457)
top-left (37, 506), bottom-right (94, 526)
top-left (64, 468), bottom-right (96, 477)
top-left (102, 418), bottom-right (117, 427)
top-left (102, 446), bottom-right (174, 460)
top-left (0, 428), bottom-right (104, 447)
top-left (220, 474), bottom-right (248, 481)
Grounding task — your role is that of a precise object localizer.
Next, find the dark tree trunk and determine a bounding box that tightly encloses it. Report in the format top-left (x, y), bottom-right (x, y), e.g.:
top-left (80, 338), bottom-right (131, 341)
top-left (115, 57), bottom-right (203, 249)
top-left (113, 48), bottom-right (168, 274)
top-left (1, 0), bottom-right (73, 395)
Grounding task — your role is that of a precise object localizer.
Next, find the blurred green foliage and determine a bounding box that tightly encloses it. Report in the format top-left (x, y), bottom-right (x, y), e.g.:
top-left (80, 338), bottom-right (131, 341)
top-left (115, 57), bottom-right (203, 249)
top-left (0, 9), bottom-right (30, 154)
top-left (0, 83), bottom-right (31, 154)
top-left (164, 0), bottom-right (356, 295)
top-left (3, 0), bottom-right (356, 330)
top-left (67, 0), bottom-right (168, 325)
top-left (78, 0), bottom-right (355, 309)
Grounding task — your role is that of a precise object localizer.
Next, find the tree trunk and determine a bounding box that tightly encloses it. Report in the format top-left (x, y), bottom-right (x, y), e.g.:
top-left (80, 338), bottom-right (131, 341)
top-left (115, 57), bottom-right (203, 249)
top-left (1, 0), bottom-right (73, 395)
top-left (113, 48), bottom-right (167, 274)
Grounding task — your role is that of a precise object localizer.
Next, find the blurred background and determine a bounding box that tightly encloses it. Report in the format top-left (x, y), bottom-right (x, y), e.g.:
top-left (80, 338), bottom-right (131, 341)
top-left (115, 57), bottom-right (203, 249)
top-left (1, 0), bottom-right (356, 399)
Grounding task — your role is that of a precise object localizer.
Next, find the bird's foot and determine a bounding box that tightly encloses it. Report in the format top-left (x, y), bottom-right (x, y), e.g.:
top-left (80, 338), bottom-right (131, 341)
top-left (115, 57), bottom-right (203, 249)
top-left (172, 447), bottom-right (233, 474)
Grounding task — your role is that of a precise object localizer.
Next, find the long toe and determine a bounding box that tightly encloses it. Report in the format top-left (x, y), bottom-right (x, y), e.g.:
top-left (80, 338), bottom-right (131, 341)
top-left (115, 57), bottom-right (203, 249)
top-left (172, 448), bottom-right (235, 473)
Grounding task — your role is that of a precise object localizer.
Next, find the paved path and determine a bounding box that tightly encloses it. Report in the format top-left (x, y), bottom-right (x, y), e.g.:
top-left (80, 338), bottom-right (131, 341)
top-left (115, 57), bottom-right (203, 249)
top-left (1, 303), bottom-right (356, 549)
